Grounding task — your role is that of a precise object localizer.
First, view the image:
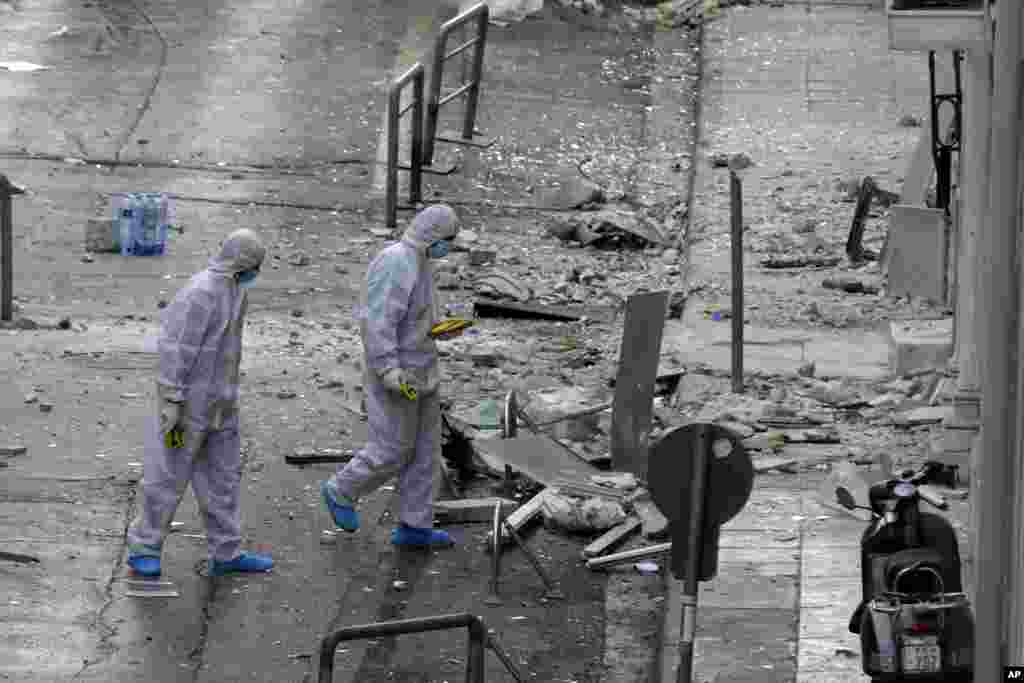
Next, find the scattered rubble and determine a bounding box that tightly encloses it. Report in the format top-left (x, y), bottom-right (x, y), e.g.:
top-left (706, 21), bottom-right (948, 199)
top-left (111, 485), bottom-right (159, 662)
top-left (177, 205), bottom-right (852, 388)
top-left (540, 492), bottom-right (626, 533)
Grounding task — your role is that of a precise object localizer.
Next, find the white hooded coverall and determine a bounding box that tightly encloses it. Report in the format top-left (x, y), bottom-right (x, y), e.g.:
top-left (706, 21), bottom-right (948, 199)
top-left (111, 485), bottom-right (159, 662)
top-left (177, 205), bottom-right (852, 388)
top-left (330, 205), bottom-right (459, 529)
top-left (127, 229), bottom-right (265, 562)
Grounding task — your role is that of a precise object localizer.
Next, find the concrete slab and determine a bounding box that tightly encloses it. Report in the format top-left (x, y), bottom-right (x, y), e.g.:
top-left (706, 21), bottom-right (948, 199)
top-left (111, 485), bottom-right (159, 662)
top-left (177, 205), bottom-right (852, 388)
top-left (797, 636), bottom-right (864, 673)
top-left (886, 205), bottom-right (948, 302)
top-left (694, 609), bottom-right (797, 679)
top-left (799, 604), bottom-right (854, 639)
top-left (889, 318), bottom-right (954, 375)
top-left (699, 571), bottom-right (799, 609)
top-left (663, 322), bottom-right (891, 381)
top-left (799, 575), bottom-right (861, 608)
top-left (796, 672), bottom-right (872, 683)
top-left (801, 546), bottom-right (861, 579)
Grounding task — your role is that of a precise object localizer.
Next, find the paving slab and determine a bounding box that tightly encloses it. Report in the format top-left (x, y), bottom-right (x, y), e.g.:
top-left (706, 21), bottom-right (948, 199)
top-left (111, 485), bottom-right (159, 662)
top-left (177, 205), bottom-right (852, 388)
top-left (798, 636), bottom-right (864, 674)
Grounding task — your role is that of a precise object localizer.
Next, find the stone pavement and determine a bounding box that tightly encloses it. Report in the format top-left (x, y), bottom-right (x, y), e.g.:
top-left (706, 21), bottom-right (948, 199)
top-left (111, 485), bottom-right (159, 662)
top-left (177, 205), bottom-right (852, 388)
top-left (658, 2), bottom-right (970, 682)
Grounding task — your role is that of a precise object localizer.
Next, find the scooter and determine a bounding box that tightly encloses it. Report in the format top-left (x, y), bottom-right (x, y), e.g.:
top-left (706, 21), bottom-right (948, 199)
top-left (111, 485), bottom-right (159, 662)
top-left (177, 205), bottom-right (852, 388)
top-left (835, 462), bottom-right (974, 682)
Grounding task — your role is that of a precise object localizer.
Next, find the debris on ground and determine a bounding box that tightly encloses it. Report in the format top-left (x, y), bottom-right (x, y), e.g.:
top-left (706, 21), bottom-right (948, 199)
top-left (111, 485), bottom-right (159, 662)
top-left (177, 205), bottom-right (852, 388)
top-left (285, 447), bottom-right (353, 465)
top-left (629, 489), bottom-right (670, 540)
top-left (582, 516), bottom-right (642, 558)
top-left (586, 542), bottom-right (671, 571)
top-left (0, 445), bottom-right (28, 457)
top-left (540, 491), bottom-right (627, 533)
top-left (475, 270), bottom-right (532, 302)
top-left (822, 277), bottom-right (880, 295)
top-left (589, 472), bottom-right (639, 492)
top-left (761, 255), bottom-right (843, 269)
top-left (487, 489), bottom-right (556, 548)
top-left (288, 252), bottom-right (311, 266)
top-left (549, 206), bottom-right (669, 248)
top-left (434, 498), bottom-right (519, 524)
top-left (538, 174), bottom-right (606, 210)
top-left (473, 299), bottom-right (612, 322)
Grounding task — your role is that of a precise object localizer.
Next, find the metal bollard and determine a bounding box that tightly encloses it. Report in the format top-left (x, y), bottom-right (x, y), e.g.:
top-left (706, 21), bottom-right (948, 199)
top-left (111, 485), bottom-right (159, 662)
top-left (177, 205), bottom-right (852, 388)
top-left (729, 171), bottom-right (744, 394)
top-left (0, 174), bottom-right (25, 322)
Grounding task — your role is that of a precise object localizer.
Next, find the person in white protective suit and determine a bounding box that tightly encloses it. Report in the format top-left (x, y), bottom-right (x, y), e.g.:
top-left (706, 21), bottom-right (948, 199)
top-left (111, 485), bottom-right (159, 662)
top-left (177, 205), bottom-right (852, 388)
top-left (126, 228), bottom-right (274, 577)
top-left (321, 205), bottom-right (464, 548)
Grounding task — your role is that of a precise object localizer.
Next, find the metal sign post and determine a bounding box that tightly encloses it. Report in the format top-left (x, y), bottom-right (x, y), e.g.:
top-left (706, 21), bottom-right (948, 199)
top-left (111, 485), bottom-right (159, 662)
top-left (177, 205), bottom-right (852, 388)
top-left (648, 423), bottom-right (754, 683)
top-left (677, 424), bottom-right (710, 682)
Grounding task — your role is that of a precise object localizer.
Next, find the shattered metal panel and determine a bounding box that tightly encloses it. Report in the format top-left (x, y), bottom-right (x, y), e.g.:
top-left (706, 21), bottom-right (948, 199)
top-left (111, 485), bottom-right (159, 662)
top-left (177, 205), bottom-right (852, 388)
top-left (472, 434), bottom-right (599, 488)
top-left (611, 291), bottom-right (669, 477)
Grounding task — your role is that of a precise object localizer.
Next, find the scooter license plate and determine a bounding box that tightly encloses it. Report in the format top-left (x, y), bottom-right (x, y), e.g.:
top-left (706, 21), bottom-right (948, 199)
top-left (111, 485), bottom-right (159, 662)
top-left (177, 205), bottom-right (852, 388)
top-left (901, 636), bottom-right (941, 673)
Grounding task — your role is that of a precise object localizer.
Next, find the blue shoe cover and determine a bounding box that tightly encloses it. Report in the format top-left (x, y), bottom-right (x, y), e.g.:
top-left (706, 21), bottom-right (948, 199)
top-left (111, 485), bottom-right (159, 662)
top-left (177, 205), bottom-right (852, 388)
top-left (127, 554), bottom-right (162, 577)
top-left (210, 552), bottom-right (274, 577)
top-left (391, 525), bottom-right (454, 548)
top-left (321, 480), bottom-right (359, 532)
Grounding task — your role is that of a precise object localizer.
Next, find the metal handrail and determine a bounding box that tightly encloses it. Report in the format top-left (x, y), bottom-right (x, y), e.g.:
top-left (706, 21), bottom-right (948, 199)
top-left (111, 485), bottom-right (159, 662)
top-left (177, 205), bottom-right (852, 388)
top-left (385, 63), bottom-right (426, 229)
top-left (319, 613), bottom-right (486, 683)
top-left (423, 2), bottom-right (491, 166)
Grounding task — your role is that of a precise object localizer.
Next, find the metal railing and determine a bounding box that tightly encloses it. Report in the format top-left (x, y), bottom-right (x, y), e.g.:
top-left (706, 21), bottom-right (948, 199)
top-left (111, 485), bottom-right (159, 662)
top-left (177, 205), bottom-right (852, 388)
top-left (318, 612), bottom-right (524, 683)
top-left (423, 2), bottom-right (494, 167)
top-left (385, 63), bottom-right (426, 229)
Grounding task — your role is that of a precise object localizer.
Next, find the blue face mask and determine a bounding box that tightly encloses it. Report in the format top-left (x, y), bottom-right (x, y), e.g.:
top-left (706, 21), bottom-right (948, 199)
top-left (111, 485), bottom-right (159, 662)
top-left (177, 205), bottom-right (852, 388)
top-left (427, 240), bottom-right (451, 259)
top-left (237, 270), bottom-right (259, 289)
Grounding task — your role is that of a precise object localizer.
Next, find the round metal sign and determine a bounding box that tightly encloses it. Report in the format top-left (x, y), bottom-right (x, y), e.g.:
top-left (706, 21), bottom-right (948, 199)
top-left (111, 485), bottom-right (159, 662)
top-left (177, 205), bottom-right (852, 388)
top-left (646, 422), bottom-right (754, 528)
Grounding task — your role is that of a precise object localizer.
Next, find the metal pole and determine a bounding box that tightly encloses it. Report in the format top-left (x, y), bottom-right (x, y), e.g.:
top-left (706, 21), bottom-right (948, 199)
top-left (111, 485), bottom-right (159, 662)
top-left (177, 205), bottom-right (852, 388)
top-left (975, 0), bottom-right (1022, 674)
top-left (466, 617), bottom-right (487, 683)
top-left (485, 501), bottom-right (503, 606)
top-left (410, 68), bottom-right (424, 206)
top-left (424, 31), bottom-right (448, 167)
top-left (729, 171), bottom-right (744, 394)
top-left (1, 188), bottom-right (12, 322)
top-left (676, 424), bottom-right (710, 683)
top-left (501, 517), bottom-right (565, 600)
top-left (385, 83), bottom-right (401, 229)
top-left (462, 7), bottom-right (489, 141)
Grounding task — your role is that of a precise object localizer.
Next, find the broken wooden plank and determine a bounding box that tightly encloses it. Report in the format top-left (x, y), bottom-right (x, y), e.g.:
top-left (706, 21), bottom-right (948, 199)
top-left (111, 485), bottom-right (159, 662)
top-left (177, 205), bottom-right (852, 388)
top-left (822, 277), bottom-right (880, 295)
top-left (633, 497), bottom-right (669, 540)
top-left (893, 405), bottom-right (955, 427)
top-left (486, 488), bottom-right (556, 548)
top-left (846, 176), bottom-right (877, 263)
top-left (435, 498), bottom-right (518, 524)
top-left (583, 517), bottom-right (642, 559)
top-left (473, 299), bottom-right (615, 323)
top-left (551, 479), bottom-right (628, 502)
top-left (752, 456), bottom-right (799, 473)
top-left (585, 542), bottom-right (672, 571)
top-left (285, 448), bottom-right (353, 466)
top-left (760, 255), bottom-right (842, 269)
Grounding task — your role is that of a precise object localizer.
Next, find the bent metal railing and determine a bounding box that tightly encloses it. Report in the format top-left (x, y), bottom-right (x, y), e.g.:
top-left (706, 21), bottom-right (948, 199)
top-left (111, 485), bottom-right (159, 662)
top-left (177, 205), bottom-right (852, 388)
top-left (423, 2), bottom-right (494, 167)
top-left (385, 62), bottom-right (426, 229)
top-left (318, 612), bottom-right (524, 683)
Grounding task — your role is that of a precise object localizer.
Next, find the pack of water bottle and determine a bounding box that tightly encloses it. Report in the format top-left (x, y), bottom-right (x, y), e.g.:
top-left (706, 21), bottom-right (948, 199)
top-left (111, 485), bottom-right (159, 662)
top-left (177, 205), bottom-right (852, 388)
top-left (112, 192), bottom-right (175, 256)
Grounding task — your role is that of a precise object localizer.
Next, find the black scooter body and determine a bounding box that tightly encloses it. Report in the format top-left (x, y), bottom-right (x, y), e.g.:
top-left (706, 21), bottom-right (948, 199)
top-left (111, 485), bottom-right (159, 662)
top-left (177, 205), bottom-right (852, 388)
top-left (845, 467), bottom-right (974, 682)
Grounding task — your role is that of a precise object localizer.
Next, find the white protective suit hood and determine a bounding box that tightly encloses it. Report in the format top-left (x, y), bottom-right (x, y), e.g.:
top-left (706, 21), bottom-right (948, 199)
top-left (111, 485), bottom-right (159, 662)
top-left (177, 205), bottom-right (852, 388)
top-left (401, 204), bottom-right (459, 251)
top-left (208, 229), bottom-right (266, 276)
